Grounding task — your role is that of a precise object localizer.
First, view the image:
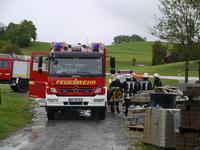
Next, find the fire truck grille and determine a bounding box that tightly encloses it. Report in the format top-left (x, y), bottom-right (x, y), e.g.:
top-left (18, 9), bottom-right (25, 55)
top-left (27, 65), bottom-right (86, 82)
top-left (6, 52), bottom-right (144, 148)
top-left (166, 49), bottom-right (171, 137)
top-left (58, 87), bottom-right (94, 96)
top-left (63, 102), bottom-right (88, 105)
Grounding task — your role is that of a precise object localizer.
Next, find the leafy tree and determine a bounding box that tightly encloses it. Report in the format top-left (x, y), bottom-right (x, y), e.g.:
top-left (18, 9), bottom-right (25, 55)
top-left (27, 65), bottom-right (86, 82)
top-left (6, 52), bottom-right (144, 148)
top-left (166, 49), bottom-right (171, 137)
top-left (152, 41), bottom-right (168, 65)
top-left (5, 20), bottom-right (37, 47)
top-left (150, 0), bottom-right (200, 82)
top-left (0, 41), bottom-right (7, 49)
top-left (113, 34), bottom-right (146, 44)
top-left (131, 34), bottom-right (145, 42)
top-left (5, 22), bottom-right (19, 44)
top-left (17, 20), bottom-right (37, 47)
top-left (0, 23), bottom-right (6, 40)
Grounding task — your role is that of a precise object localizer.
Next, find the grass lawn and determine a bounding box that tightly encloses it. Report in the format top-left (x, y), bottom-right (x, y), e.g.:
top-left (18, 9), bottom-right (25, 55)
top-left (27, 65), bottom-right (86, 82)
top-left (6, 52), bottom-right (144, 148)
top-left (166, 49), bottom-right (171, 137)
top-left (0, 87), bottom-right (32, 139)
top-left (106, 41), bottom-right (153, 69)
top-left (22, 41), bottom-right (51, 55)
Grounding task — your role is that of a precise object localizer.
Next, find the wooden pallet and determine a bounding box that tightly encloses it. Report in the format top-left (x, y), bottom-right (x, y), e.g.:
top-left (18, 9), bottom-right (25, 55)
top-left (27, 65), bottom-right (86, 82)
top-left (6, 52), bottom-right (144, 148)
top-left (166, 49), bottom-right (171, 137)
top-left (128, 124), bottom-right (144, 131)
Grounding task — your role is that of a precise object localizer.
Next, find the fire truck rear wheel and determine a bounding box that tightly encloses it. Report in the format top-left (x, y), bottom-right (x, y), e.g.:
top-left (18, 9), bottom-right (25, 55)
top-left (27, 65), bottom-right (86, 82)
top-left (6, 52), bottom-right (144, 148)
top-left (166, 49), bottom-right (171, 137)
top-left (10, 86), bottom-right (18, 92)
top-left (47, 110), bottom-right (55, 120)
top-left (16, 80), bottom-right (29, 93)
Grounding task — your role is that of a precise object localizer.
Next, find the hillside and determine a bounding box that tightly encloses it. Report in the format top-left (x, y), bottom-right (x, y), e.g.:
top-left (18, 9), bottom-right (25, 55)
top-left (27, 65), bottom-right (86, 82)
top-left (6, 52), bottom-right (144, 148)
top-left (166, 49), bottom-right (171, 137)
top-left (23, 41), bottom-right (198, 76)
top-left (22, 41), bottom-right (51, 55)
top-left (106, 41), bottom-right (153, 68)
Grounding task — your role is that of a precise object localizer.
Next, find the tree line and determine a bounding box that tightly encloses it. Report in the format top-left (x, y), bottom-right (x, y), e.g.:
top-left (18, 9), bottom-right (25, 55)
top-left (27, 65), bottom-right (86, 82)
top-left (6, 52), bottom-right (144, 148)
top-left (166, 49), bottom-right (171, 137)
top-left (0, 20), bottom-right (37, 54)
top-left (113, 34), bottom-right (146, 44)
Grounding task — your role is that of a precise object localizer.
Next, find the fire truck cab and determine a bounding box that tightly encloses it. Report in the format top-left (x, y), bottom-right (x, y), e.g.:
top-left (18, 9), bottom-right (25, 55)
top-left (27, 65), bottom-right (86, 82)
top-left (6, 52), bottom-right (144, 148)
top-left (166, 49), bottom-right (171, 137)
top-left (29, 43), bottom-right (108, 120)
top-left (0, 53), bottom-right (30, 92)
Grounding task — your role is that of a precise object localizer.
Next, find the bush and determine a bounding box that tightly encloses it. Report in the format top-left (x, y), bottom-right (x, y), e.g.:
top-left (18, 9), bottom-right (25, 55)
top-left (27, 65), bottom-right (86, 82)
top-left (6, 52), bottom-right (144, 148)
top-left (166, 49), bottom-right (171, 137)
top-left (113, 34), bottom-right (146, 44)
top-left (0, 40), bottom-right (7, 49)
top-left (1, 42), bottom-right (21, 54)
top-left (132, 58), bottom-right (137, 66)
top-left (152, 41), bottom-right (168, 65)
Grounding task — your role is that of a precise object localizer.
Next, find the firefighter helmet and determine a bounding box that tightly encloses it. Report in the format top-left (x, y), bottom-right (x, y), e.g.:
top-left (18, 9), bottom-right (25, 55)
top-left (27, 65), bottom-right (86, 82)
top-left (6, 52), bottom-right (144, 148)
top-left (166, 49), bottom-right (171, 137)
top-left (154, 73), bottom-right (159, 78)
top-left (126, 74), bottom-right (132, 79)
top-left (143, 73), bottom-right (149, 78)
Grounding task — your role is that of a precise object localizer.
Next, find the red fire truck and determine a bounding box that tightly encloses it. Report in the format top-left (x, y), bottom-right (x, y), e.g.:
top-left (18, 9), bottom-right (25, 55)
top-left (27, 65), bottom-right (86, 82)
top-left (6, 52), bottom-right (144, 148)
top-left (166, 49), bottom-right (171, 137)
top-left (29, 43), bottom-right (113, 120)
top-left (0, 53), bottom-right (30, 92)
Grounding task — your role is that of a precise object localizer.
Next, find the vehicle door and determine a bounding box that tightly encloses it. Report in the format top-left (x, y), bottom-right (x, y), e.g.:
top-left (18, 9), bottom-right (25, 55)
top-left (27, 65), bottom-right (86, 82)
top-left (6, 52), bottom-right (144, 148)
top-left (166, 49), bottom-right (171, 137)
top-left (29, 52), bottom-right (49, 98)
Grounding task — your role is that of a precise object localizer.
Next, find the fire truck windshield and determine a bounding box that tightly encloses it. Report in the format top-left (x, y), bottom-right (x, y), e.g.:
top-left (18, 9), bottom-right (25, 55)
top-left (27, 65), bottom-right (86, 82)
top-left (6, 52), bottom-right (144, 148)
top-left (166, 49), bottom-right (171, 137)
top-left (49, 57), bottom-right (103, 77)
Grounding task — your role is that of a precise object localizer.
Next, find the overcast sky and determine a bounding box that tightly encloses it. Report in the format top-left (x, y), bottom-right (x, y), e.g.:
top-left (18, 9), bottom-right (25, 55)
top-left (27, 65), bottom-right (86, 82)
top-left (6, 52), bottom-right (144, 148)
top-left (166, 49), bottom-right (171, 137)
top-left (0, 0), bottom-right (160, 44)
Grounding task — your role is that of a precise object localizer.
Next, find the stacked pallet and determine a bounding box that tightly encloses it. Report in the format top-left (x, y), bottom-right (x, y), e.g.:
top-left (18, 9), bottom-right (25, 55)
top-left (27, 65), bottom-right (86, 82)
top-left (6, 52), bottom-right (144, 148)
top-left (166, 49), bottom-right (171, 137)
top-left (176, 85), bottom-right (200, 150)
top-left (127, 107), bottom-right (146, 130)
top-left (143, 108), bottom-right (180, 148)
top-left (176, 128), bottom-right (200, 150)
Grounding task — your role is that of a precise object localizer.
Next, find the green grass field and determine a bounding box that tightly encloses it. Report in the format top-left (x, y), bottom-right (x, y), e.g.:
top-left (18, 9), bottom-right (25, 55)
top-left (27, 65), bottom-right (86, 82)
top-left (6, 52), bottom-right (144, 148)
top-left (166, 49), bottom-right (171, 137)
top-left (106, 41), bottom-right (153, 67)
top-left (0, 88), bottom-right (32, 139)
top-left (22, 41), bottom-right (51, 55)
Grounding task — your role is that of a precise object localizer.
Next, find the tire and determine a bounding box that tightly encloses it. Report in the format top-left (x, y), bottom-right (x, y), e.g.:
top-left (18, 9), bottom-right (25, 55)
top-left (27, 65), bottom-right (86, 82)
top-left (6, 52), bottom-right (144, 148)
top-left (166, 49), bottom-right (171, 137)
top-left (91, 109), bottom-right (97, 119)
top-left (47, 109), bottom-right (55, 120)
top-left (98, 108), bottom-right (106, 120)
top-left (16, 80), bottom-right (29, 93)
top-left (10, 86), bottom-right (18, 92)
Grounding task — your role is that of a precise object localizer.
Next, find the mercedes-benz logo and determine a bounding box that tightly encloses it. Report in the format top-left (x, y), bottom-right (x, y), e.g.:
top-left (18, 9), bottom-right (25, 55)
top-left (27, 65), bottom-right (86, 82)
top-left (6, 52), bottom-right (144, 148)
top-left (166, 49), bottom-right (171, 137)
top-left (73, 86), bottom-right (79, 92)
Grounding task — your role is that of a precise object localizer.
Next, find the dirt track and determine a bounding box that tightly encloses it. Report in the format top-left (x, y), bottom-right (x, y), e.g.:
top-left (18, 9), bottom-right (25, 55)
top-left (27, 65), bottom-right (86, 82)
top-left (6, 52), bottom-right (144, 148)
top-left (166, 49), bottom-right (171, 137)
top-left (0, 102), bottom-right (141, 150)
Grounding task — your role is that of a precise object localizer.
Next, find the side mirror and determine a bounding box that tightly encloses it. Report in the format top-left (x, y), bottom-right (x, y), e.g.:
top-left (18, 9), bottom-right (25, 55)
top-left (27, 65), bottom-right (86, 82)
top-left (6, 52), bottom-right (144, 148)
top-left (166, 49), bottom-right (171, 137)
top-left (38, 56), bottom-right (43, 68)
top-left (38, 68), bottom-right (42, 73)
top-left (110, 57), bottom-right (116, 75)
top-left (110, 69), bottom-right (116, 75)
top-left (38, 56), bottom-right (43, 73)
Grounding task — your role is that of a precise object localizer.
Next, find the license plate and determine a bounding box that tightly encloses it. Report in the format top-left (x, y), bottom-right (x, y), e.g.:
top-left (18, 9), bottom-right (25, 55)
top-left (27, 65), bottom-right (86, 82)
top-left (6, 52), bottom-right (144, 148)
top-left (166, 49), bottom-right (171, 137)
top-left (69, 98), bottom-right (83, 102)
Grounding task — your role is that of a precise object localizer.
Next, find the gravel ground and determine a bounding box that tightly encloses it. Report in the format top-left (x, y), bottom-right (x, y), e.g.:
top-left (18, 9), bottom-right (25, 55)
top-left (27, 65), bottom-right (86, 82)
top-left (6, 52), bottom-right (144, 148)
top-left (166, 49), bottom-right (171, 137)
top-left (0, 102), bottom-right (141, 150)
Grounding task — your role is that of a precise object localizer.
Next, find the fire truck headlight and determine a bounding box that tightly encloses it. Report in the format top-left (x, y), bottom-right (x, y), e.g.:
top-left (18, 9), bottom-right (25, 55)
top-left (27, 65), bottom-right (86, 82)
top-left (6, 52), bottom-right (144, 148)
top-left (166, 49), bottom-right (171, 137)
top-left (47, 98), bottom-right (58, 102)
top-left (93, 99), bottom-right (104, 102)
top-left (50, 88), bottom-right (57, 93)
top-left (95, 88), bottom-right (102, 94)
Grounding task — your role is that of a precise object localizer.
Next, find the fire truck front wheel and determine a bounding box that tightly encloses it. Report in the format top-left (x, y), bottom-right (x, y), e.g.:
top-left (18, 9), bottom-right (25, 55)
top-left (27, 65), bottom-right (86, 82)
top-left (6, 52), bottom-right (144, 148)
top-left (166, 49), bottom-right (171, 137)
top-left (46, 109), bottom-right (55, 120)
top-left (99, 108), bottom-right (106, 120)
top-left (16, 80), bottom-right (29, 93)
top-left (91, 107), bottom-right (106, 120)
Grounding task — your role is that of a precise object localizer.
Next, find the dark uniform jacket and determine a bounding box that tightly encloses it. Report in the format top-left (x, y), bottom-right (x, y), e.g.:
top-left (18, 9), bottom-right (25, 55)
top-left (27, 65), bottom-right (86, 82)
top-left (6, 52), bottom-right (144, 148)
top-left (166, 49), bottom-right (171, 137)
top-left (153, 78), bottom-right (163, 89)
top-left (122, 79), bottom-right (138, 100)
top-left (140, 78), bottom-right (152, 91)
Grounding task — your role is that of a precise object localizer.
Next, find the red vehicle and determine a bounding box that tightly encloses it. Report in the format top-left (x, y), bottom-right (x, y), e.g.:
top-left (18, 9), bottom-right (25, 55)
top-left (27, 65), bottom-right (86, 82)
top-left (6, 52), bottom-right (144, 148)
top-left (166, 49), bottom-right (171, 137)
top-left (29, 43), bottom-right (113, 120)
top-left (0, 53), bottom-right (30, 92)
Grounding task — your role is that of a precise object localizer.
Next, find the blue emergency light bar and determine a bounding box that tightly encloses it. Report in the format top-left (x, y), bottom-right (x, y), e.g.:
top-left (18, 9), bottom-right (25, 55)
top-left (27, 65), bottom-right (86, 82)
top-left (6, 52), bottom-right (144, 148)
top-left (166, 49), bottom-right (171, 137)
top-left (51, 42), bottom-right (103, 52)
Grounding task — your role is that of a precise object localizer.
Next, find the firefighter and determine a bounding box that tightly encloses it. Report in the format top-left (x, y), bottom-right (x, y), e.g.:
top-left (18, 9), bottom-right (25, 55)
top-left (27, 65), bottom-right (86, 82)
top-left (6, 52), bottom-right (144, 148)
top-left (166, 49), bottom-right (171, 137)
top-left (132, 72), bottom-right (141, 93)
top-left (140, 73), bottom-right (152, 91)
top-left (122, 74), bottom-right (137, 116)
top-left (109, 75), bottom-right (123, 113)
top-left (153, 73), bottom-right (163, 89)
